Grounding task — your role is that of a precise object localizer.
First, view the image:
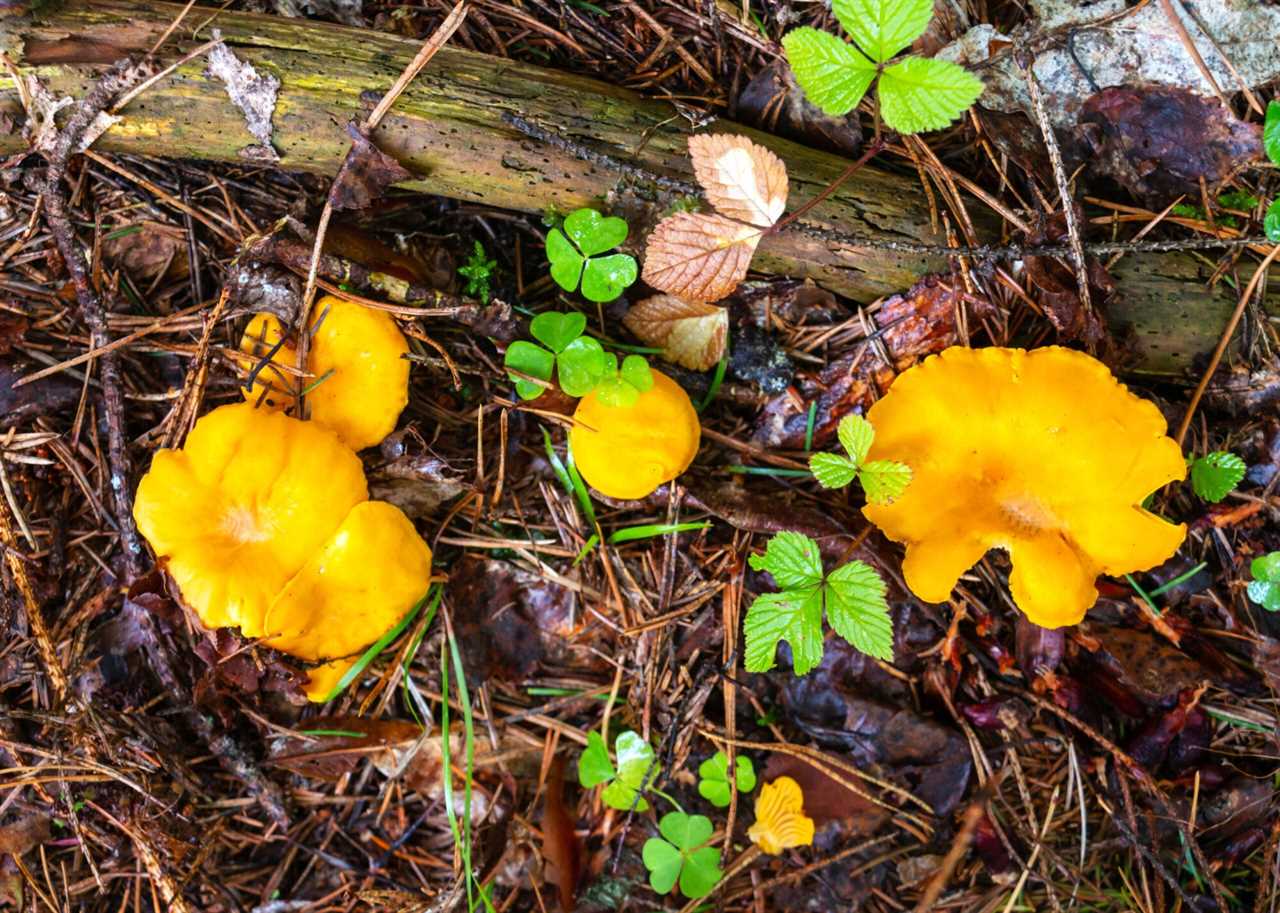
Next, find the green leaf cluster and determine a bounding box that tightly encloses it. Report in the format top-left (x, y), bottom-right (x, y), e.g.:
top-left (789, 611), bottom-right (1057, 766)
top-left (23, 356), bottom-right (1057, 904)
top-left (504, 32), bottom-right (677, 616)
top-left (458, 240), bottom-right (497, 301)
top-left (1189, 451), bottom-right (1246, 503)
top-left (697, 750), bottom-right (756, 807)
top-left (577, 730), bottom-right (659, 810)
top-left (504, 311), bottom-right (653, 405)
top-left (1264, 102), bottom-right (1280, 243)
top-left (1247, 552), bottom-right (1280, 612)
top-left (781, 0), bottom-right (983, 134)
top-left (810, 415), bottom-right (911, 504)
top-left (744, 530), bottom-right (894, 675)
top-left (641, 812), bottom-right (722, 899)
top-left (547, 208), bottom-right (638, 302)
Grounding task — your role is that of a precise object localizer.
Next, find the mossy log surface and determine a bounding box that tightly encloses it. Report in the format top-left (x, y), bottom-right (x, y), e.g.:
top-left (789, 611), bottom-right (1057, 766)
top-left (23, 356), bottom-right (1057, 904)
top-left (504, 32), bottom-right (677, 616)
top-left (0, 0), bottom-right (1270, 378)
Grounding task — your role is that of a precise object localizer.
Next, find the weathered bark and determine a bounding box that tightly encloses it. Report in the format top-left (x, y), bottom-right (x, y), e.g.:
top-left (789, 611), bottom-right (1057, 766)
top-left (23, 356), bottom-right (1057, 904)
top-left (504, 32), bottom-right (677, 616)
top-left (0, 0), bottom-right (1270, 378)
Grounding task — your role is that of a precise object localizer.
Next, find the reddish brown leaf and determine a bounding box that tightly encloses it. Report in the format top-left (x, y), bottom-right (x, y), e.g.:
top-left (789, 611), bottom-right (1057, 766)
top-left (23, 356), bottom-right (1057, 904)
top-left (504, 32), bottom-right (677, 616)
top-left (622, 294), bottom-right (727, 370)
top-left (329, 121), bottom-right (413, 212)
top-left (641, 212), bottom-right (761, 302)
top-left (541, 757), bottom-right (580, 912)
top-left (687, 133), bottom-right (787, 229)
top-left (0, 815), bottom-right (50, 857)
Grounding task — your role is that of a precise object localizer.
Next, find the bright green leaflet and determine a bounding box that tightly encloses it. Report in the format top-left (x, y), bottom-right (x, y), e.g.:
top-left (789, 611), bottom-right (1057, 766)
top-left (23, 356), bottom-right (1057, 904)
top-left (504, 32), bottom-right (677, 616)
top-left (506, 311), bottom-right (613, 399)
top-left (641, 812), bottom-right (722, 899)
top-left (557, 336), bottom-right (608, 397)
top-left (809, 415), bottom-right (911, 504)
top-left (546, 208), bottom-right (638, 302)
top-left (1190, 451), bottom-right (1246, 503)
top-left (458, 241), bottom-right (497, 300)
top-left (1264, 101), bottom-right (1280, 166)
top-left (504, 340), bottom-right (555, 400)
top-left (594, 352), bottom-right (654, 408)
top-left (781, 0), bottom-right (983, 133)
top-left (697, 751), bottom-right (756, 807)
top-left (1265, 199), bottom-right (1280, 244)
top-left (531, 311), bottom-right (587, 352)
top-left (578, 729), bottom-right (659, 811)
top-left (1247, 552), bottom-right (1280, 612)
top-left (745, 531), bottom-right (894, 674)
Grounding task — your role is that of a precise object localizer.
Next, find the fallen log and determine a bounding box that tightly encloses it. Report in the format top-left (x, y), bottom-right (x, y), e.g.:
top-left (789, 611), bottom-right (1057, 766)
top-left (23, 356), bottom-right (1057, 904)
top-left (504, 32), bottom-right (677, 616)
top-left (0, 0), bottom-right (1271, 379)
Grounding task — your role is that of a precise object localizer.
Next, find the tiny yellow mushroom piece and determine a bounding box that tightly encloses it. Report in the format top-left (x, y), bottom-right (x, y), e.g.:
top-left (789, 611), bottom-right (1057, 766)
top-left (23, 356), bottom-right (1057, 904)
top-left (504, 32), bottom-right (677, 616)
top-left (569, 371), bottom-right (700, 500)
top-left (239, 294), bottom-right (409, 451)
top-left (862, 346), bottom-right (1187, 628)
top-left (133, 403), bottom-right (431, 701)
top-left (748, 777), bottom-right (815, 855)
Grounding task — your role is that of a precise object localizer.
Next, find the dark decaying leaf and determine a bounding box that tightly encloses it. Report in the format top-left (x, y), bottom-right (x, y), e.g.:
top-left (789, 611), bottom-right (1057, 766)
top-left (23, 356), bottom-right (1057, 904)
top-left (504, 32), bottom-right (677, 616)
top-left (753, 274), bottom-right (990, 449)
top-left (1082, 627), bottom-right (1208, 708)
top-left (101, 221), bottom-right (190, 284)
top-left (1124, 688), bottom-right (1205, 770)
top-left (368, 454), bottom-right (469, 521)
top-left (541, 757), bottom-right (580, 913)
top-left (225, 261), bottom-right (302, 324)
top-left (1014, 617), bottom-right (1063, 680)
top-left (0, 815), bottom-right (51, 857)
top-left (728, 323), bottom-right (794, 395)
top-left (1024, 211), bottom-right (1111, 347)
top-left (683, 481), bottom-right (848, 545)
top-left (736, 62), bottom-right (863, 158)
top-left (0, 361), bottom-right (81, 424)
top-left (329, 121), bottom-right (413, 211)
top-left (0, 314), bottom-right (28, 355)
top-left (1077, 86), bottom-right (1262, 205)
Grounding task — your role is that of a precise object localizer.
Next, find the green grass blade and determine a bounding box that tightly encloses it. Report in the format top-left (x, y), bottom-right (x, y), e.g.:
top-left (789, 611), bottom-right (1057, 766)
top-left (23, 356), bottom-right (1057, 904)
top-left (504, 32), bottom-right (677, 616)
top-left (608, 521), bottom-right (710, 544)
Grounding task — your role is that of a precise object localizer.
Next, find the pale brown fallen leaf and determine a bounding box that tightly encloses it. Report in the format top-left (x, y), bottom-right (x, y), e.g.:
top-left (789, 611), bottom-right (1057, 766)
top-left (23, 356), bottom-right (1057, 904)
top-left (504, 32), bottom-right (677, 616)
top-left (687, 133), bottom-right (788, 229)
top-left (641, 212), bottom-right (761, 302)
top-left (623, 294), bottom-right (727, 371)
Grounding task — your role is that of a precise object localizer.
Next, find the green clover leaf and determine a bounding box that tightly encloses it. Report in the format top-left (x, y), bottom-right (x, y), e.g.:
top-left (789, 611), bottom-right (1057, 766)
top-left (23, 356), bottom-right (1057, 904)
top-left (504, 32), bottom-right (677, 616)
top-left (593, 353), bottom-right (654, 408)
top-left (642, 812), bottom-right (722, 899)
top-left (600, 730), bottom-right (659, 811)
top-left (557, 336), bottom-right (608, 397)
top-left (577, 730), bottom-right (616, 787)
top-left (582, 254), bottom-right (639, 303)
top-left (1265, 198), bottom-right (1280, 244)
top-left (564, 208), bottom-right (629, 256)
top-left (833, 0), bottom-right (934, 63)
top-left (1247, 552), bottom-right (1280, 612)
top-left (1265, 100), bottom-right (1280, 166)
top-left (547, 208), bottom-right (638, 302)
top-left (531, 311), bottom-right (588, 353)
top-left (504, 340), bottom-right (554, 401)
top-left (781, 28), bottom-right (877, 118)
top-left (547, 228), bottom-right (585, 292)
top-left (697, 750), bottom-right (757, 807)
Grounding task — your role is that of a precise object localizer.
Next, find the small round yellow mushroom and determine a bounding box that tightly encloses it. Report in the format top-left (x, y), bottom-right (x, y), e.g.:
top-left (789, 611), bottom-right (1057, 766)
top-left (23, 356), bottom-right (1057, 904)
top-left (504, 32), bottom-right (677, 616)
top-left (569, 371), bottom-right (700, 499)
top-left (747, 777), bottom-right (815, 855)
top-left (239, 295), bottom-right (409, 451)
top-left (862, 346), bottom-right (1187, 628)
top-left (133, 402), bottom-right (432, 700)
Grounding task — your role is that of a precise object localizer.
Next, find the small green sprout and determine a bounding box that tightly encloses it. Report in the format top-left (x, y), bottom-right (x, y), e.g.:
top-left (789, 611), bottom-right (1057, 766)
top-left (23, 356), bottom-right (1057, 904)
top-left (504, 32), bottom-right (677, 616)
top-left (642, 812), bottom-right (723, 899)
top-left (547, 208), bottom-right (638, 302)
top-left (504, 310), bottom-right (653, 404)
top-left (458, 241), bottom-right (497, 300)
top-left (809, 415), bottom-right (911, 504)
top-left (1247, 552), bottom-right (1280, 612)
top-left (1264, 102), bottom-right (1280, 242)
top-left (1189, 451), bottom-right (1246, 503)
top-left (697, 750), bottom-right (756, 807)
top-left (744, 530), bottom-right (894, 675)
top-left (782, 0), bottom-right (983, 134)
top-left (577, 729), bottom-right (659, 811)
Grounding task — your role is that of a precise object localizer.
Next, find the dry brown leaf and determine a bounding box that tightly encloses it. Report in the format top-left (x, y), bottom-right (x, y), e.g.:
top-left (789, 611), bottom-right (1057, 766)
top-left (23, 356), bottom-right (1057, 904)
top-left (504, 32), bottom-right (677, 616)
top-left (623, 294), bottom-right (727, 371)
top-left (641, 212), bottom-right (761, 302)
top-left (687, 133), bottom-right (788, 229)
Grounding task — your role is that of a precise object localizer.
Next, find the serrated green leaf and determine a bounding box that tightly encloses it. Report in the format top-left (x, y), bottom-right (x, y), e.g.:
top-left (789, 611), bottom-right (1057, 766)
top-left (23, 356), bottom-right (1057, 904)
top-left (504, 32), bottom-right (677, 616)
top-left (530, 311), bottom-right (587, 353)
top-left (564, 208), bottom-right (629, 257)
top-left (743, 587), bottom-right (825, 674)
top-left (1265, 198), bottom-right (1280, 244)
top-left (581, 253), bottom-right (638, 302)
top-left (810, 452), bottom-right (859, 489)
top-left (782, 27), bottom-right (877, 117)
top-left (859, 459), bottom-right (912, 504)
top-left (578, 730), bottom-right (616, 788)
top-left (1190, 451), bottom-right (1246, 503)
top-left (825, 559), bottom-right (894, 661)
top-left (642, 838), bottom-right (683, 894)
top-left (878, 57), bottom-right (983, 134)
top-left (747, 530), bottom-right (824, 589)
top-left (504, 340), bottom-right (554, 400)
top-left (837, 414), bottom-right (875, 466)
top-left (833, 0), bottom-right (934, 62)
top-left (621, 354), bottom-right (653, 392)
top-left (1264, 101), bottom-right (1280, 166)
top-left (679, 846), bottom-right (723, 899)
top-left (557, 335), bottom-right (607, 397)
top-left (547, 229), bottom-right (584, 292)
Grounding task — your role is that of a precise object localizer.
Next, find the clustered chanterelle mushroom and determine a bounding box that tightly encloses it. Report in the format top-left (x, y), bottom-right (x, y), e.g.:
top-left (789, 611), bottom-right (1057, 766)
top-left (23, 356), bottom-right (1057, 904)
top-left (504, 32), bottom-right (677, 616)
top-left (135, 295), bottom-right (426, 700)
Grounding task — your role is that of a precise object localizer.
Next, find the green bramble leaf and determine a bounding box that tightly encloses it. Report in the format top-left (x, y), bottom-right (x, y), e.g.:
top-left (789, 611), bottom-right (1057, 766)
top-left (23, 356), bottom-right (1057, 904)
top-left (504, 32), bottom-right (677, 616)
top-left (1190, 451), bottom-right (1246, 503)
top-left (564, 208), bottom-right (629, 257)
top-left (858, 459), bottom-right (913, 504)
top-left (642, 813), bottom-right (722, 899)
top-left (557, 336), bottom-right (607, 397)
top-left (577, 730), bottom-right (615, 788)
top-left (781, 28), bottom-right (877, 117)
top-left (697, 751), bottom-right (757, 807)
top-left (1265, 198), bottom-right (1280, 244)
top-left (810, 452), bottom-right (859, 489)
top-left (744, 532), bottom-right (895, 675)
top-left (833, 0), bottom-right (934, 63)
top-left (837, 414), bottom-right (874, 466)
top-left (600, 730), bottom-right (658, 811)
top-left (504, 340), bottom-right (554, 400)
top-left (878, 56), bottom-right (984, 134)
top-left (1247, 552), bottom-right (1280, 612)
top-left (546, 228), bottom-right (585, 292)
top-left (1264, 101), bottom-right (1280, 166)
top-left (530, 311), bottom-right (587, 353)
top-left (824, 559), bottom-right (894, 661)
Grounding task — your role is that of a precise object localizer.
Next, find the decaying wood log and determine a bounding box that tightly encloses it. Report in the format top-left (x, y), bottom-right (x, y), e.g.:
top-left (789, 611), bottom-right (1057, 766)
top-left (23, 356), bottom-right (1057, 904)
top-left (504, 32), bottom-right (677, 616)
top-left (0, 0), bottom-right (1272, 379)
